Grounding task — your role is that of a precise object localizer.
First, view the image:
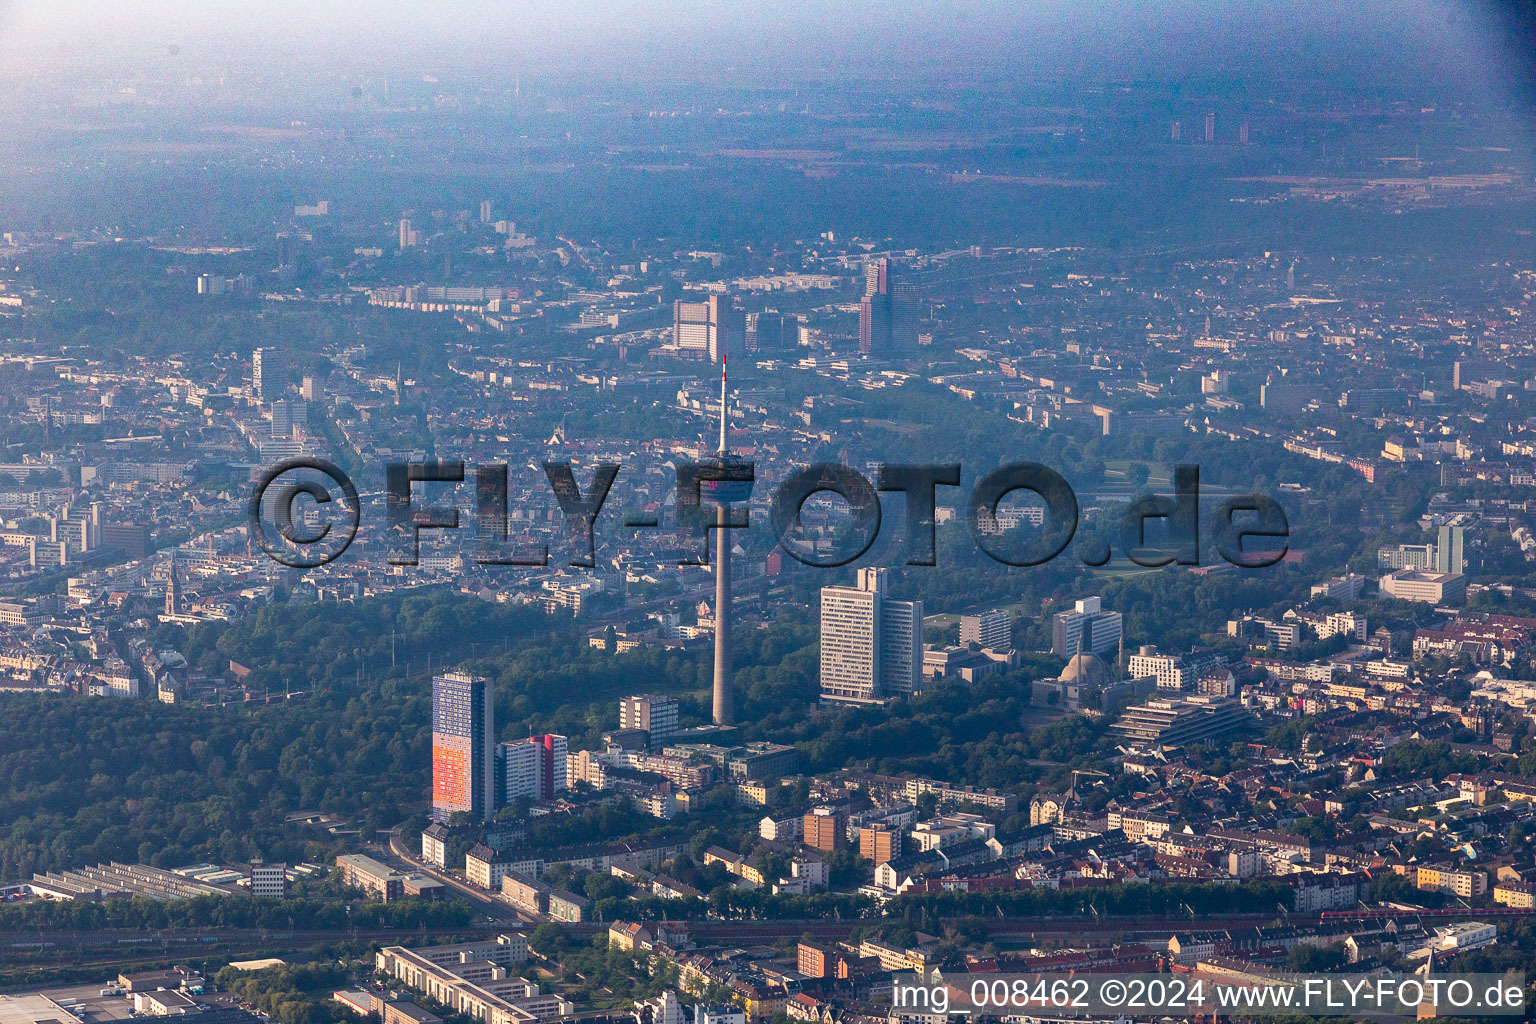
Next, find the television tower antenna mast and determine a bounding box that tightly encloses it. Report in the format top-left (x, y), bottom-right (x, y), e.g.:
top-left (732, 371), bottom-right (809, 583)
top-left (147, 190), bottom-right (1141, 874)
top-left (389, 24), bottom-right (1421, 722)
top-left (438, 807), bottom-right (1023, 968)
top-left (718, 355), bottom-right (728, 455)
top-left (709, 353), bottom-right (748, 726)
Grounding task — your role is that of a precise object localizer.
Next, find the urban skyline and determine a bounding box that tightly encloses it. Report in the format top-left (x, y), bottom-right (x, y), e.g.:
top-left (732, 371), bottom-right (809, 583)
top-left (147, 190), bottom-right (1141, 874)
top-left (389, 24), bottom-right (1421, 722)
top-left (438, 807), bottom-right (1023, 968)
top-left (5, 3), bottom-right (1536, 1023)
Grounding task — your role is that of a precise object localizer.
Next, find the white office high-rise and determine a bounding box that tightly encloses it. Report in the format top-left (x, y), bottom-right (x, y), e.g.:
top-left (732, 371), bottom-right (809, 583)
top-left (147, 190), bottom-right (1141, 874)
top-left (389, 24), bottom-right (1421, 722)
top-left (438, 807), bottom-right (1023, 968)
top-left (819, 567), bottom-right (923, 704)
top-left (1052, 596), bottom-right (1123, 660)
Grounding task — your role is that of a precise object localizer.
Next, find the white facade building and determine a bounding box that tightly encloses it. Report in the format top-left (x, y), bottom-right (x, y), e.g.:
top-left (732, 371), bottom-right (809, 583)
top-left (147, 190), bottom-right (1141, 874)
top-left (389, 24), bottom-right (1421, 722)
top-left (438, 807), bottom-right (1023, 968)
top-left (820, 568), bottom-right (923, 703)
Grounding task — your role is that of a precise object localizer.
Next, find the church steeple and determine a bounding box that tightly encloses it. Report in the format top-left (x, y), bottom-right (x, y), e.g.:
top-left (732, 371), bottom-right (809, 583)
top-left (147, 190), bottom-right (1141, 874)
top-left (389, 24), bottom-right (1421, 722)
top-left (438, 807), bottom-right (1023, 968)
top-left (165, 560), bottom-right (180, 617)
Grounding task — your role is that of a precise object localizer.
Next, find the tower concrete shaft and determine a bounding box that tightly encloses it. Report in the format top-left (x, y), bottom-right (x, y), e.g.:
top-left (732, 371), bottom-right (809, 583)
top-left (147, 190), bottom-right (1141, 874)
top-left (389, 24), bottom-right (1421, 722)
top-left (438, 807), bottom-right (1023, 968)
top-left (711, 504), bottom-right (734, 725)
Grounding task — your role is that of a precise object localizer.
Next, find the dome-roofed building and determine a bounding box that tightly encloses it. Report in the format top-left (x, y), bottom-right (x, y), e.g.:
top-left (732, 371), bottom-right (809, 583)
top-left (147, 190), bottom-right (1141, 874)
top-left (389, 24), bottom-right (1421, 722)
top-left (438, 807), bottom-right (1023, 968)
top-left (1033, 651), bottom-right (1155, 713)
top-left (1058, 652), bottom-right (1111, 687)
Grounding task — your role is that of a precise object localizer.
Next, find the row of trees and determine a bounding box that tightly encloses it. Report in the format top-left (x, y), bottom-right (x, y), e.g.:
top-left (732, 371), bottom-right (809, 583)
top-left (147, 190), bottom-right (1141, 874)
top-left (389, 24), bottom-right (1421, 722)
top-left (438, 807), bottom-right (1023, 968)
top-left (889, 877), bottom-right (1298, 919)
top-left (216, 962), bottom-right (348, 1024)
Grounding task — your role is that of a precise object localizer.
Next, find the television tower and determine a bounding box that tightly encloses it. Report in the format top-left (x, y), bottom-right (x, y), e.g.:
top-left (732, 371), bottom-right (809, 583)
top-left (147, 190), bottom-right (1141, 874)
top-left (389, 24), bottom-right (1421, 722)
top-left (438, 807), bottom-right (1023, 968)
top-left (708, 356), bottom-right (752, 726)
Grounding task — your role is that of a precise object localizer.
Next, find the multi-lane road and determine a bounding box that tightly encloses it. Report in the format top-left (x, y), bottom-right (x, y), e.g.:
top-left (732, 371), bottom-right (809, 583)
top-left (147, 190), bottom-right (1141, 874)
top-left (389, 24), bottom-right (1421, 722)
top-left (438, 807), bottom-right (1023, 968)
top-left (383, 823), bottom-right (532, 923)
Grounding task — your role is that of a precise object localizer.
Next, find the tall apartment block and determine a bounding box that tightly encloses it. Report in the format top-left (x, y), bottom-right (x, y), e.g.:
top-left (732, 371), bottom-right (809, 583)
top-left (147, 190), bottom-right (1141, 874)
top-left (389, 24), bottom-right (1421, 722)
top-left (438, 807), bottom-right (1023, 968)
top-left (270, 398), bottom-right (307, 439)
top-left (1436, 524), bottom-right (1465, 575)
top-left (431, 672), bottom-right (495, 822)
top-left (959, 609), bottom-right (1012, 651)
top-left (398, 217), bottom-right (421, 248)
top-left (1051, 596), bottom-right (1123, 660)
top-left (859, 825), bottom-right (900, 866)
top-left (819, 567), bottom-right (923, 704)
top-left (497, 734), bottom-right (568, 804)
top-left (803, 807), bottom-right (844, 851)
top-left (619, 694), bottom-right (680, 746)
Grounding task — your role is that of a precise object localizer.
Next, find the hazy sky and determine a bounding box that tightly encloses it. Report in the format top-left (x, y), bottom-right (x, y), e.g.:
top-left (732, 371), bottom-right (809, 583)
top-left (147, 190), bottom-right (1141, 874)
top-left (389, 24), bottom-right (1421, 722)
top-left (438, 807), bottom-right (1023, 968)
top-left (0, 0), bottom-right (1532, 101)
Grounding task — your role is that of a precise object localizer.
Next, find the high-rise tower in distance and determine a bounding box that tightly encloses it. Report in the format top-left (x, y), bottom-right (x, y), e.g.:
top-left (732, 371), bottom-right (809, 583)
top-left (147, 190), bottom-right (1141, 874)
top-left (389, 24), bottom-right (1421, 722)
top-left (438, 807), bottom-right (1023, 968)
top-left (673, 295), bottom-right (744, 362)
top-left (431, 671), bottom-right (495, 822)
top-left (620, 694), bottom-right (681, 744)
top-left (748, 311), bottom-right (796, 351)
top-left (1436, 524), bottom-right (1465, 575)
top-left (252, 347), bottom-right (284, 402)
top-left (859, 258), bottom-right (916, 354)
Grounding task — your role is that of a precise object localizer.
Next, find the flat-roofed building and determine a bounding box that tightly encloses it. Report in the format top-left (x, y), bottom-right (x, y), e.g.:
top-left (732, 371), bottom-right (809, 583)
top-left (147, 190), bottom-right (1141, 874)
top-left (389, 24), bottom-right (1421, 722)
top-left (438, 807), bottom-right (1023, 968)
top-left (1378, 544), bottom-right (1436, 571)
top-left (496, 735), bottom-right (567, 804)
top-left (0, 995), bottom-right (82, 1024)
top-left (333, 991), bottom-right (373, 1016)
top-left (959, 609), bottom-right (1012, 651)
top-left (1052, 596), bottom-right (1122, 660)
top-left (803, 807), bottom-right (844, 851)
top-left (373, 998), bottom-right (443, 1024)
top-left (820, 568), bottom-right (922, 703)
top-left (1127, 646), bottom-right (1226, 692)
top-left (1415, 864), bottom-right (1487, 898)
top-left (134, 990), bottom-right (198, 1016)
top-left (388, 935), bottom-right (528, 968)
top-left (1380, 569), bottom-right (1466, 604)
top-left (797, 941), bottom-right (832, 979)
top-left (375, 941), bottom-right (568, 1024)
top-left (673, 295), bottom-right (743, 362)
top-left (859, 825), bottom-right (900, 866)
top-left (335, 854), bottom-right (436, 903)
top-left (1110, 696), bottom-right (1253, 747)
top-left (249, 861), bottom-right (286, 898)
top-left (1310, 573), bottom-right (1366, 601)
top-left (118, 969), bottom-right (188, 992)
top-left (433, 672), bottom-right (495, 823)
top-left (619, 694), bottom-right (680, 745)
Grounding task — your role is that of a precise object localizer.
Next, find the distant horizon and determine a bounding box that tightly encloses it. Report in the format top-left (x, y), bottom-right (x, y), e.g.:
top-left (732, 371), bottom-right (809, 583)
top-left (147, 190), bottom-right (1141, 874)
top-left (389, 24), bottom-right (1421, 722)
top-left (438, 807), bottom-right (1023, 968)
top-left (0, 1), bottom-right (1531, 100)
